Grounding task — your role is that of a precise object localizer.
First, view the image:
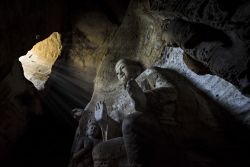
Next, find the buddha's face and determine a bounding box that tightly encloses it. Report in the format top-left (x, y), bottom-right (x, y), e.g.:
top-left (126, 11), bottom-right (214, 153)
top-left (115, 60), bottom-right (141, 84)
top-left (115, 61), bottom-right (130, 84)
top-left (87, 123), bottom-right (101, 138)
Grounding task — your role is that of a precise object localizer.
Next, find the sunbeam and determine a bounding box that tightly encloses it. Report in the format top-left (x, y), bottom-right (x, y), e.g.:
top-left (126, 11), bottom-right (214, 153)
top-left (39, 58), bottom-right (94, 128)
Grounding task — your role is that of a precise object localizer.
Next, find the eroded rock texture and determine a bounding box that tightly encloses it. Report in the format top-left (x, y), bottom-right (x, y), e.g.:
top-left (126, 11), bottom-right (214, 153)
top-left (74, 0), bottom-right (164, 133)
top-left (150, 0), bottom-right (250, 94)
top-left (71, 0), bottom-right (250, 167)
top-left (65, 11), bottom-right (118, 97)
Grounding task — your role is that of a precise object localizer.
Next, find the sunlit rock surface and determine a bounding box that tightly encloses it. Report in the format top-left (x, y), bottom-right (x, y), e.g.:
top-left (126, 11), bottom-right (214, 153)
top-left (19, 32), bottom-right (62, 90)
top-left (156, 47), bottom-right (250, 126)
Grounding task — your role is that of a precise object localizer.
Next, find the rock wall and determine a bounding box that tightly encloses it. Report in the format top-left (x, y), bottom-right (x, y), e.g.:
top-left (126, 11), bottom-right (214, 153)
top-left (156, 47), bottom-right (250, 126)
top-left (72, 1), bottom-right (250, 166)
top-left (149, 0), bottom-right (250, 95)
top-left (74, 0), bottom-right (250, 131)
top-left (76, 0), bottom-right (165, 131)
top-left (65, 11), bottom-right (118, 97)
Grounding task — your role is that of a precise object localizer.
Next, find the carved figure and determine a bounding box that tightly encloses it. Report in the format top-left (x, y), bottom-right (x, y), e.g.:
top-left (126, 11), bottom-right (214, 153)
top-left (88, 58), bottom-right (248, 167)
top-left (71, 120), bottom-right (102, 167)
top-left (92, 59), bottom-right (177, 167)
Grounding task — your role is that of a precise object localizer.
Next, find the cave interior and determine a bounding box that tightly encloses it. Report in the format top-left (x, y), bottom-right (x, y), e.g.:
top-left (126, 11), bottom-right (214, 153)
top-left (1, 0), bottom-right (250, 166)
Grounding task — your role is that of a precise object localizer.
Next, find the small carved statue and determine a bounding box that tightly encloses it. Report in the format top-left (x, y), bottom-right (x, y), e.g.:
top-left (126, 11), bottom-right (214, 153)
top-left (71, 108), bottom-right (84, 120)
top-left (71, 119), bottom-right (102, 167)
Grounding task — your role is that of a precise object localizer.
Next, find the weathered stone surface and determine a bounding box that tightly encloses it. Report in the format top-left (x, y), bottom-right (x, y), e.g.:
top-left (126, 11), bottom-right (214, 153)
top-left (70, 1), bottom-right (250, 166)
top-left (149, 0), bottom-right (241, 29)
top-left (70, 1), bottom-right (166, 163)
top-left (163, 18), bottom-right (249, 91)
top-left (156, 46), bottom-right (250, 127)
top-left (150, 0), bottom-right (250, 94)
top-left (182, 52), bottom-right (211, 75)
top-left (64, 11), bottom-right (118, 96)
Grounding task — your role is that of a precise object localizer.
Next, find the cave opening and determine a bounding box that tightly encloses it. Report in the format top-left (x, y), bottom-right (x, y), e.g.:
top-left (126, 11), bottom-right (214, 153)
top-left (9, 32), bottom-right (94, 166)
top-left (19, 32), bottom-right (62, 90)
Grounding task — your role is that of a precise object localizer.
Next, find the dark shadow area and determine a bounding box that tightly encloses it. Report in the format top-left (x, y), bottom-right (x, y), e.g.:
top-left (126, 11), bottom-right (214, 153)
top-left (6, 111), bottom-right (75, 167)
top-left (155, 67), bottom-right (250, 166)
top-left (3, 50), bottom-right (92, 167)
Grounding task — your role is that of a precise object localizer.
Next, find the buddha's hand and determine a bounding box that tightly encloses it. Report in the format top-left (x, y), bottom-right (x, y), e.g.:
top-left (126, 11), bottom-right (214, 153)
top-left (126, 79), bottom-right (147, 112)
top-left (95, 101), bottom-right (108, 124)
top-left (95, 101), bottom-right (108, 140)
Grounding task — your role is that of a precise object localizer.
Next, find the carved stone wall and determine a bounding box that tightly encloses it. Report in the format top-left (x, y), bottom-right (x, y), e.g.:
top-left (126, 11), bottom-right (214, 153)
top-left (150, 0), bottom-right (250, 94)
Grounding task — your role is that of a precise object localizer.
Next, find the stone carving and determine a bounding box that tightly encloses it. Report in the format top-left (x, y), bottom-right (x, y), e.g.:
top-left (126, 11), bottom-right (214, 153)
top-left (71, 58), bottom-right (250, 167)
top-left (91, 59), bottom-right (180, 167)
top-left (149, 0), bottom-right (229, 30)
top-left (72, 108), bottom-right (84, 120)
top-left (71, 119), bottom-right (102, 167)
top-left (91, 58), bottom-right (250, 167)
top-left (92, 137), bottom-right (127, 167)
top-left (162, 18), bottom-right (249, 93)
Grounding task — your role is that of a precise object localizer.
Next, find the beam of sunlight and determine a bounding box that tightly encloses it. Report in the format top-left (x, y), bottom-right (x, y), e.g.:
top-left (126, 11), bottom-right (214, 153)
top-left (39, 60), bottom-right (93, 122)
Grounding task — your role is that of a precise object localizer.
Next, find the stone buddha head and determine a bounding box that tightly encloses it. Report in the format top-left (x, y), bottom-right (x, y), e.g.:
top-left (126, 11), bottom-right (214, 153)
top-left (86, 120), bottom-right (102, 139)
top-left (115, 59), bottom-right (144, 84)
